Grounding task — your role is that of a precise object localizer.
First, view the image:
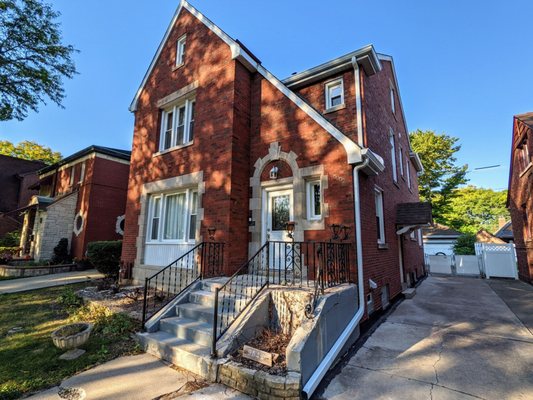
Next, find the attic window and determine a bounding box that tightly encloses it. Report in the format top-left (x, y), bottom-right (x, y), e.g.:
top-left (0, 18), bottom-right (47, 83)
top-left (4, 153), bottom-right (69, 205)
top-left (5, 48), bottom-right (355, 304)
top-left (176, 35), bottom-right (186, 67)
top-left (390, 83), bottom-right (396, 114)
top-left (517, 139), bottom-right (530, 172)
top-left (325, 79), bottom-right (344, 110)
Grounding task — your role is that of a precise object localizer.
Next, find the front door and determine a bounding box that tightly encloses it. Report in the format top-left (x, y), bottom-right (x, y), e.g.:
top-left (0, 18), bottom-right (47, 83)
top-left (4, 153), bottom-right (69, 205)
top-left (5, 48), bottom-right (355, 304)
top-left (264, 188), bottom-right (293, 269)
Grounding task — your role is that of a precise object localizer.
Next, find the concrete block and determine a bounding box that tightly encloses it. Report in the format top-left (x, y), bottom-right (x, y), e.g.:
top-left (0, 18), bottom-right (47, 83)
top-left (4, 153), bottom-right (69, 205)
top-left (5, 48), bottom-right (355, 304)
top-left (402, 288), bottom-right (416, 299)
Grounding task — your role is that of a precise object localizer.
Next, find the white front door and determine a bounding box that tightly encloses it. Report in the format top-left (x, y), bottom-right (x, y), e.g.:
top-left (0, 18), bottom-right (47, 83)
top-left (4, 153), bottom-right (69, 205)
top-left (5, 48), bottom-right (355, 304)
top-left (264, 188), bottom-right (293, 270)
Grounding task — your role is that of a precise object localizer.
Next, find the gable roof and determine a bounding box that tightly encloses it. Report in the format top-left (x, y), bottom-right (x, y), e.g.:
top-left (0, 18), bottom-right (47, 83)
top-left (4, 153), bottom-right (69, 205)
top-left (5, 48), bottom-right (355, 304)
top-left (129, 0), bottom-right (368, 164)
top-left (516, 112), bottom-right (533, 130)
top-left (494, 220), bottom-right (514, 240)
top-left (39, 145), bottom-right (131, 175)
top-left (422, 223), bottom-right (462, 238)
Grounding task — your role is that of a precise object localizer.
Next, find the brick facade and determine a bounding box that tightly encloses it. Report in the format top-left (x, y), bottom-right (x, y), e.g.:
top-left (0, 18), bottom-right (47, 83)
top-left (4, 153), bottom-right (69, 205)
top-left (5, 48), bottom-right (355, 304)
top-left (507, 114), bottom-right (533, 283)
top-left (20, 148), bottom-right (130, 261)
top-left (122, 3), bottom-right (425, 318)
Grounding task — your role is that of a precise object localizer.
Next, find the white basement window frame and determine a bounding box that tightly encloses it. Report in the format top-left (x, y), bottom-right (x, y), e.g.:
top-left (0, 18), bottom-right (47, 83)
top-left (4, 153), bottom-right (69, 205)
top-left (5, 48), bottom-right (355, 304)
top-left (176, 34), bottom-right (186, 67)
top-left (374, 187), bottom-right (385, 244)
top-left (146, 188), bottom-right (198, 244)
top-left (389, 129), bottom-right (398, 183)
top-left (325, 78), bottom-right (344, 110)
top-left (159, 97), bottom-right (196, 152)
top-left (306, 180), bottom-right (322, 220)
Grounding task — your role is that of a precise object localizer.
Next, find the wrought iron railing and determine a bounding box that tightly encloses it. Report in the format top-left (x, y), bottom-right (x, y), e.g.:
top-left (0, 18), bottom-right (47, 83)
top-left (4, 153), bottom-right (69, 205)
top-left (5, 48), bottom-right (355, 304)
top-left (211, 240), bottom-right (351, 356)
top-left (141, 241), bottom-right (224, 328)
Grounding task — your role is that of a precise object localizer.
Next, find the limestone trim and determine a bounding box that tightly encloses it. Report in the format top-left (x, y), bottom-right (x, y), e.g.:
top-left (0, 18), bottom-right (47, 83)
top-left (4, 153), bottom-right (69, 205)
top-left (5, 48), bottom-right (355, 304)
top-left (249, 142), bottom-right (328, 256)
top-left (116, 215), bottom-right (125, 236)
top-left (135, 171), bottom-right (205, 267)
top-left (73, 211), bottom-right (85, 237)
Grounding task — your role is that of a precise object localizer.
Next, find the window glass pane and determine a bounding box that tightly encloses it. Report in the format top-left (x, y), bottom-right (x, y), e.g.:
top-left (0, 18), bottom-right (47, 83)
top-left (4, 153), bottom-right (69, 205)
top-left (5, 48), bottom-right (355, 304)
top-left (188, 101), bottom-right (195, 142)
top-left (188, 192), bottom-right (198, 240)
top-left (177, 37), bottom-right (186, 65)
top-left (151, 197), bottom-right (161, 240)
top-left (176, 106), bottom-right (186, 145)
top-left (164, 193), bottom-right (186, 239)
top-left (272, 195), bottom-right (290, 231)
top-left (329, 84), bottom-right (342, 107)
top-left (189, 215), bottom-right (197, 240)
top-left (313, 183), bottom-right (321, 216)
top-left (164, 111), bottom-right (173, 149)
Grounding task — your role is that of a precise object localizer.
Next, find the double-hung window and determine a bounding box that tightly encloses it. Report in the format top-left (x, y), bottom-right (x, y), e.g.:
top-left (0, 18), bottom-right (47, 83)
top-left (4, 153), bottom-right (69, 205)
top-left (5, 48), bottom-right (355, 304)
top-left (147, 189), bottom-right (198, 243)
top-left (375, 188), bottom-right (385, 244)
top-left (325, 79), bottom-right (344, 110)
top-left (406, 158), bottom-right (412, 189)
top-left (69, 166), bottom-right (74, 187)
top-left (390, 84), bottom-right (396, 114)
top-left (389, 129), bottom-right (398, 182)
top-left (176, 35), bottom-right (186, 67)
top-left (399, 146), bottom-right (404, 176)
top-left (159, 98), bottom-right (196, 151)
top-left (307, 180), bottom-right (322, 220)
top-left (79, 162), bottom-right (85, 184)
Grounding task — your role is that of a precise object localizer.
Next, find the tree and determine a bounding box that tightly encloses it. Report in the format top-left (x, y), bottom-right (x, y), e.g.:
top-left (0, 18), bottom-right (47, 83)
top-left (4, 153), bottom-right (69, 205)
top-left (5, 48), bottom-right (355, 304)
top-left (0, 139), bottom-right (61, 164)
top-left (441, 186), bottom-right (510, 234)
top-left (409, 130), bottom-right (468, 220)
top-left (0, 0), bottom-right (77, 121)
top-left (453, 233), bottom-right (476, 255)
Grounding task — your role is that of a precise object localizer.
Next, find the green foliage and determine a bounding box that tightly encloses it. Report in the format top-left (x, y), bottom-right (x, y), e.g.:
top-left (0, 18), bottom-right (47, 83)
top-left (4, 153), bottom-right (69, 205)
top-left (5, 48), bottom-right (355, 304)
top-left (0, 284), bottom-right (140, 399)
top-left (86, 241), bottom-right (122, 279)
top-left (56, 287), bottom-right (83, 311)
top-left (441, 186), bottom-right (510, 234)
top-left (51, 238), bottom-right (71, 265)
top-left (453, 233), bottom-right (476, 255)
top-left (0, 246), bottom-right (19, 264)
top-left (0, 0), bottom-right (78, 121)
top-left (70, 303), bottom-right (135, 339)
top-left (409, 130), bottom-right (468, 221)
top-left (0, 140), bottom-right (61, 164)
top-left (0, 231), bottom-right (20, 247)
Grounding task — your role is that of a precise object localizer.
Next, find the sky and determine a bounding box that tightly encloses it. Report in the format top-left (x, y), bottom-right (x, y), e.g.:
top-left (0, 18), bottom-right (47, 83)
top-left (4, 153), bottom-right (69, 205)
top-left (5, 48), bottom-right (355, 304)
top-left (1, 0), bottom-right (532, 191)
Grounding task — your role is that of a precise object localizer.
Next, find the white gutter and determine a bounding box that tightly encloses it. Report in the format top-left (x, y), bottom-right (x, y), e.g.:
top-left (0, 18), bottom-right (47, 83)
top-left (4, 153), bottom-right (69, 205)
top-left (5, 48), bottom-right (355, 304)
top-left (302, 158), bottom-right (368, 399)
top-left (351, 56), bottom-right (364, 148)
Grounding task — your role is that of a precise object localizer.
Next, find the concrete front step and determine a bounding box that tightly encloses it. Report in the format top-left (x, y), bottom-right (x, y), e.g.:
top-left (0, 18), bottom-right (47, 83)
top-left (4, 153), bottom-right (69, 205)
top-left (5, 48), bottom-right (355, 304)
top-left (160, 316), bottom-right (213, 347)
top-left (138, 331), bottom-right (213, 378)
top-left (176, 302), bottom-right (217, 323)
top-left (189, 289), bottom-right (251, 309)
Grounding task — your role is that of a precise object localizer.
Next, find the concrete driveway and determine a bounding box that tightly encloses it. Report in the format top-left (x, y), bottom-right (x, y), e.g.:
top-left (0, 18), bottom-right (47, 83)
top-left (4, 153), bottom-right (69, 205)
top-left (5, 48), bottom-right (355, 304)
top-left (319, 276), bottom-right (533, 400)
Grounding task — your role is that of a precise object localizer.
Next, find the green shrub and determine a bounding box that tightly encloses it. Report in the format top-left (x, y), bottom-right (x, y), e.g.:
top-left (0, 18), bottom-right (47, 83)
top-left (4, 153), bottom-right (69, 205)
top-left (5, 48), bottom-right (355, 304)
top-left (0, 231), bottom-right (20, 247)
top-left (453, 233), bottom-right (476, 255)
top-left (70, 303), bottom-right (134, 339)
top-left (56, 287), bottom-right (84, 310)
top-left (86, 241), bottom-right (122, 279)
top-left (0, 246), bottom-right (20, 264)
top-left (51, 238), bottom-right (71, 265)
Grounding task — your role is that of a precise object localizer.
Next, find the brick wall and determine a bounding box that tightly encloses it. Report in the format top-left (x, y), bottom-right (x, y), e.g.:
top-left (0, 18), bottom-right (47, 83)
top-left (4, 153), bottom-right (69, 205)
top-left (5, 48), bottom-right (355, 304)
top-left (508, 117), bottom-right (533, 283)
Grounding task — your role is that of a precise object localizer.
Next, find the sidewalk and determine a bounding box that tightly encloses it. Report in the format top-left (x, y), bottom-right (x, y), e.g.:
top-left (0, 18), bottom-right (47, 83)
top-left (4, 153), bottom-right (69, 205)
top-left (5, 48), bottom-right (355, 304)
top-left (0, 269), bottom-right (102, 294)
top-left (28, 354), bottom-right (250, 400)
top-left (487, 278), bottom-right (533, 334)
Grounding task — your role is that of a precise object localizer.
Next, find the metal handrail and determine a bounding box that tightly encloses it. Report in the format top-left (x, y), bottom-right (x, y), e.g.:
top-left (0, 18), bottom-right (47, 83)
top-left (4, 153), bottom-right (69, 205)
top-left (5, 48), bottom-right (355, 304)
top-left (211, 242), bottom-right (269, 356)
top-left (141, 241), bottom-right (224, 328)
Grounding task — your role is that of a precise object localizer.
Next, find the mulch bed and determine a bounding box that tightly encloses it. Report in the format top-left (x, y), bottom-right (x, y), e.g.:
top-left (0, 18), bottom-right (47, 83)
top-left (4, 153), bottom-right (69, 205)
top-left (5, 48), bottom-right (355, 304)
top-left (232, 328), bottom-right (290, 375)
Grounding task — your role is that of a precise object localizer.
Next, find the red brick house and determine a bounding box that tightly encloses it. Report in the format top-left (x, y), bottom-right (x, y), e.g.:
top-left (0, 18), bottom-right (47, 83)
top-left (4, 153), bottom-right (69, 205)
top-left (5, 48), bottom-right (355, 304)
top-left (0, 155), bottom-right (45, 238)
top-left (123, 1), bottom-right (430, 394)
top-left (507, 112), bottom-right (533, 283)
top-left (18, 145), bottom-right (130, 261)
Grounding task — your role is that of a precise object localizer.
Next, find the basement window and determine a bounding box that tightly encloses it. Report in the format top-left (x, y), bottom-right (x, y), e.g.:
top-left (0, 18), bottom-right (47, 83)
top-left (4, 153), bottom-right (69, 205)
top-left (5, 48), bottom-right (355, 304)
top-left (325, 78), bottom-right (344, 110)
top-left (176, 35), bottom-right (186, 67)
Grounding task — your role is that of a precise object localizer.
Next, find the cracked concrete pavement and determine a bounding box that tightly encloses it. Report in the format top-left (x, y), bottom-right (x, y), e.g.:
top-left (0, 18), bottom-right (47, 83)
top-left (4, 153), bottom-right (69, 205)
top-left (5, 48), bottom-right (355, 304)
top-left (318, 276), bottom-right (533, 400)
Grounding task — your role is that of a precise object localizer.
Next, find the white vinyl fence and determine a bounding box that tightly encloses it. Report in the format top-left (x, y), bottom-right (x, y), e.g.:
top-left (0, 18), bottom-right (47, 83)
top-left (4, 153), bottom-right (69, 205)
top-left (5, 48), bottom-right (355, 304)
top-left (425, 243), bottom-right (518, 280)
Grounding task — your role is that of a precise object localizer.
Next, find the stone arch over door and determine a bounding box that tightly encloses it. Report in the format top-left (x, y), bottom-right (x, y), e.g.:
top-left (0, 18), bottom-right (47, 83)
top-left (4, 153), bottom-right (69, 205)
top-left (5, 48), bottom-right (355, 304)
top-left (249, 142), bottom-right (328, 256)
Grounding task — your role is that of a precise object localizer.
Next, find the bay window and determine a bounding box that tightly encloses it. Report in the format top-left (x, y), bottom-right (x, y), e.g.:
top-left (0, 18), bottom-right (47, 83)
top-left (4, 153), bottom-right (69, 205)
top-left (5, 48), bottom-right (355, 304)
top-left (147, 189), bottom-right (198, 243)
top-left (159, 98), bottom-right (196, 152)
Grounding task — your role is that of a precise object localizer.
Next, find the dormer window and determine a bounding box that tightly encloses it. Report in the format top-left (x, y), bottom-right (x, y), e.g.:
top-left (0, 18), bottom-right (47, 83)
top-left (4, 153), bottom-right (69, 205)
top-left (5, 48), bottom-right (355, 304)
top-left (159, 97), bottom-right (196, 152)
top-left (176, 35), bottom-right (186, 67)
top-left (325, 78), bottom-right (344, 110)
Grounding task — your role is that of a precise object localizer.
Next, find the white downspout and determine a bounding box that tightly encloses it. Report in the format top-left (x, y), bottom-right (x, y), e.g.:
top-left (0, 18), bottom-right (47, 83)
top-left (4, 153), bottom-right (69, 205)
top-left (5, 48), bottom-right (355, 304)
top-left (301, 158), bottom-right (368, 399)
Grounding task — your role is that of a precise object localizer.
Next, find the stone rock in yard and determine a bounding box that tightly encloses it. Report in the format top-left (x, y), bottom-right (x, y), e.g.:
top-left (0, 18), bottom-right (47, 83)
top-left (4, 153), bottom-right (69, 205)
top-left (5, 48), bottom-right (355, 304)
top-left (59, 349), bottom-right (86, 360)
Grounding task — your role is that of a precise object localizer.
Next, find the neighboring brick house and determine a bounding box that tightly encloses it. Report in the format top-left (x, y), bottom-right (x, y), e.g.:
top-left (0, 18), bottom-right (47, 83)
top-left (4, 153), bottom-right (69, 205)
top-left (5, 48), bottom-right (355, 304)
top-left (122, 0), bottom-right (429, 315)
top-left (0, 155), bottom-right (45, 238)
top-left (18, 146), bottom-right (131, 261)
top-left (507, 112), bottom-right (533, 283)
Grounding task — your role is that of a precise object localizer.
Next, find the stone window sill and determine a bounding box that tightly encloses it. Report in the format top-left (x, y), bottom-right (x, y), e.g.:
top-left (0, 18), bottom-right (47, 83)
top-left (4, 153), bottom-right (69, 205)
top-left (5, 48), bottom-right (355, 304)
top-left (153, 142), bottom-right (194, 157)
top-left (324, 104), bottom-right (346, 114)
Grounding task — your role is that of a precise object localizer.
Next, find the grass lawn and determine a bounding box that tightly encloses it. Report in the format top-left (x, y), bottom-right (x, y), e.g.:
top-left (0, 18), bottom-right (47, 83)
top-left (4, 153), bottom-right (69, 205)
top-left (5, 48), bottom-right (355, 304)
top-left (0, 284), bottom-right (140, 400)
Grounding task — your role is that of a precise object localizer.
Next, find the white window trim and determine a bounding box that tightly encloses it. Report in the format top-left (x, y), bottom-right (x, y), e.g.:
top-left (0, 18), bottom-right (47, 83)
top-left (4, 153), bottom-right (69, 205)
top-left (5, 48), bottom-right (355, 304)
top-left (159, 97), bottom-right (195, 152)
top-left (146, 188), bottom-right (198, 245)
top-left (325, 78), bottom-right (345, 111)
top-left (389, 129), bottom-right (398, 183)
top-left (306, 180), bottom-right (322, 220)
top-left (399, 146), bottom-right (404, 176)
top-left (390, 82), bottom-right (396, 114)
top-left (78, 162), bottom-right (85, 184)
top-left (176, 34), bottom-right (186, 67)
top-left (375, 187), bottom-right (385, 244)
